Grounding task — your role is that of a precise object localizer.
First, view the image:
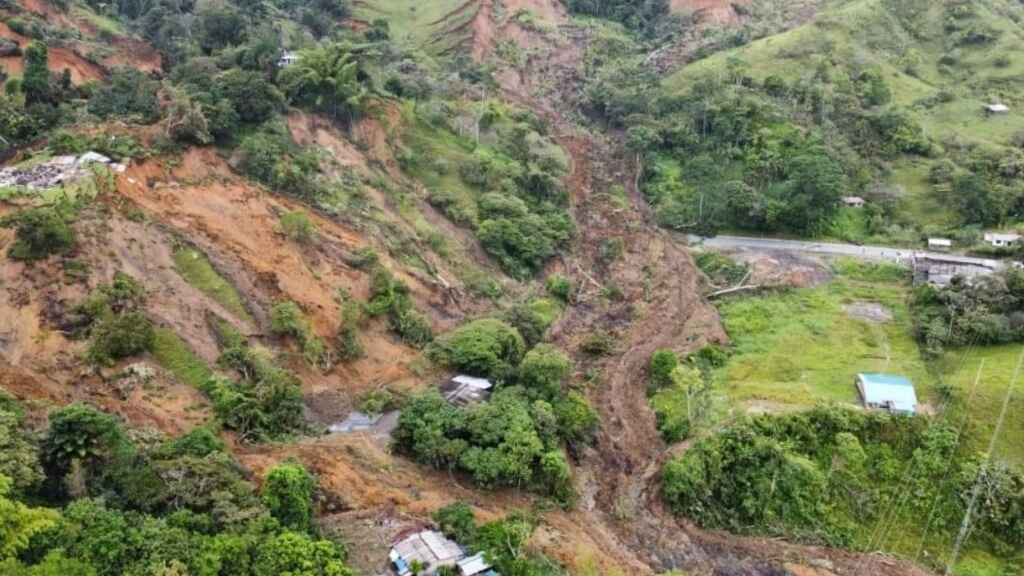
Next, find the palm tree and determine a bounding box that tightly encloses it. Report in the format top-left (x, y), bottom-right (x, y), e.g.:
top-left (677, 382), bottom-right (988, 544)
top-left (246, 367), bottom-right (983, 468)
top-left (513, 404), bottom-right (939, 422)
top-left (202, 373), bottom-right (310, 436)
top-left (279, 42), bottom-right (368, 124)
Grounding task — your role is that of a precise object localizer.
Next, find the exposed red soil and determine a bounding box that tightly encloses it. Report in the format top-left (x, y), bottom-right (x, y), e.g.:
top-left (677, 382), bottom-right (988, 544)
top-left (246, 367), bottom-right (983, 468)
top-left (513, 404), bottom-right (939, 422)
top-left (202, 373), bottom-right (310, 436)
top-left (671, 0), bottom-right (751, 24)
top-left (479, 11), bottom-right (940, 576)
top-left (0, 22), bottom-right (106, 84)
top-left (102, 36), bottom-right (162, 73)
top-left (0, 208), bottom-right (211, 435)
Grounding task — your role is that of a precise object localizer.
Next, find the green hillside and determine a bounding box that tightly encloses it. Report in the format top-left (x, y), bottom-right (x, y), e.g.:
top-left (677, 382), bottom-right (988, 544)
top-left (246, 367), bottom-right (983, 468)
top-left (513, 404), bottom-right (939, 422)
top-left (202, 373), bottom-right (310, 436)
top-left (652, 0), bottom-right (1024, 245)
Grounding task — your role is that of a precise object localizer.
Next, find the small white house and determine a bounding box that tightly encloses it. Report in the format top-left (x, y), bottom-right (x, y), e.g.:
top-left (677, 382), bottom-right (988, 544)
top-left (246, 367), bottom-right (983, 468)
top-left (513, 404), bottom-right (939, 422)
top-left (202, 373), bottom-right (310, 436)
top-left (278, 51), bottom-right (300, 67)
top-left (985, 103), bottom-right (1010, 114)
top-left (841, 196), bottom-right (866, 208)
top-left (984, 232), bottom-right (1022, 248)
top-left (928, 238), bottom-right (952, 251)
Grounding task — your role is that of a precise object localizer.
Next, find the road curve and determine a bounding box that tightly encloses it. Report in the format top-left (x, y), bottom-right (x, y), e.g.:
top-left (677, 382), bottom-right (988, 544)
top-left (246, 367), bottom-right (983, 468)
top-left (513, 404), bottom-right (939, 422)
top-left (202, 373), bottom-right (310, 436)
top-left (687, 234), bottom-right (1004, 269)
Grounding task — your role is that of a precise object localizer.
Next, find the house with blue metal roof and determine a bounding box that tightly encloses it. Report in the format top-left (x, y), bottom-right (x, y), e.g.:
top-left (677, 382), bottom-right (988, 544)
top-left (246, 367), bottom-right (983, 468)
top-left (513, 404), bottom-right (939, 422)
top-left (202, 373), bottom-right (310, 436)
top-left (856, 373), bottom-right (918, 414)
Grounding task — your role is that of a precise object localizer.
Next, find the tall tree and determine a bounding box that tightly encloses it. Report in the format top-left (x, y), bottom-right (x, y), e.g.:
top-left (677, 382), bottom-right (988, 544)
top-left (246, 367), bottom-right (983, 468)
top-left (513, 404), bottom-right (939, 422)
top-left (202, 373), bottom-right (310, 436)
top-left (22, 41), bottom-right (50, 106)
top-left (278, 42), bottom-right (368, 123)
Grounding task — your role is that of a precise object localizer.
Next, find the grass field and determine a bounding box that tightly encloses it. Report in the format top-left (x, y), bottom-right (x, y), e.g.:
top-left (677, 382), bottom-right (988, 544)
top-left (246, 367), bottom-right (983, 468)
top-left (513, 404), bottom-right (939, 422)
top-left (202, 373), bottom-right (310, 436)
top-left (707, 258), bottom-right (1024, 574)
top-left (353, 0), bottom-right (478, 53)
top-left (712, 260), bottom-right (934, 410)
top-left (937, 343), bottom-right (1024, 468)
top-left (172, 247), bottom-right (254, 325)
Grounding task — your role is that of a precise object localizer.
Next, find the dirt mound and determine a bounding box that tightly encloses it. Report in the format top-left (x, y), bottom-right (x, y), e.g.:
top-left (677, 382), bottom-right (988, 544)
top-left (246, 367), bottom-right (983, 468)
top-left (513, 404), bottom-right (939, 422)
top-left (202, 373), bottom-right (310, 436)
top-left (671, 0), bottom-right (750, 23)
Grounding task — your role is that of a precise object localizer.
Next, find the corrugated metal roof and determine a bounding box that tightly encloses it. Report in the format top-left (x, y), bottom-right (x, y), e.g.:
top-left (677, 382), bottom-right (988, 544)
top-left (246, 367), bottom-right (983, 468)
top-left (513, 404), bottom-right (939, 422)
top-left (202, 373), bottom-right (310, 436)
top-left (458, 553), bottom-right (492, 575)
top-left (452, 375), bottom-right (493, 389)
top-left (857, 373), bottom-right (917, 414)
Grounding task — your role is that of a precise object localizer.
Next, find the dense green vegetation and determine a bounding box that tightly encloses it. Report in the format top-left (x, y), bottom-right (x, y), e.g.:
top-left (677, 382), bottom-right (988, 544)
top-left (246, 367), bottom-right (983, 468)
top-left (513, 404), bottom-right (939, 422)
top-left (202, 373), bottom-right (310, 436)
top-left (0, 394), bottom-right (353, 575)
top-left (663, 405), bottom-right (1024, 570)
top-left (911, 267), bottom-right (1024, 356)
top-left (402, 103), bottom-right (574, 279)
top-left (433, 503), bottom-right (565, 575)
top-left (65, 273), bottom-right (156, 366)
top-left (654, 0), bottom-right (1024, 243)
top-left (396, 318), bottom-right (596, 504)
top-left (270, 300), bottom-right (329, 368)
top-left (206, 321), bottom-right (307, 442)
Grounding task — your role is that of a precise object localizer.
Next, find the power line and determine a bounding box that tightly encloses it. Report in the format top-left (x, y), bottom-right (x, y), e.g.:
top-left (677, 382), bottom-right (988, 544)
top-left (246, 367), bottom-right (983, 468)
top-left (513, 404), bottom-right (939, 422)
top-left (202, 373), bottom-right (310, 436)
top-left (943, 348), bottom-right (1024, 576)
top-left (913, 359), bottom-right (985, 563)
top-left (854, 329), bottom-right (981, 575)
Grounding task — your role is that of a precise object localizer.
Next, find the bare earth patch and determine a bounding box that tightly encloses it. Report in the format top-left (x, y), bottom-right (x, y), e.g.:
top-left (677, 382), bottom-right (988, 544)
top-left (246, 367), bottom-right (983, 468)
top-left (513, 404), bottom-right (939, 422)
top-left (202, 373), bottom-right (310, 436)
top-left (844, 302), bottom-right (894, 324)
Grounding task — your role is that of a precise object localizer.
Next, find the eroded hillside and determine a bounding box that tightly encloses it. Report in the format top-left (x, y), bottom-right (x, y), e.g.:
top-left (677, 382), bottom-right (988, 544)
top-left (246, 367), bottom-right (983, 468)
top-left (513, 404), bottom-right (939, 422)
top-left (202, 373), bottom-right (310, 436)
top-left (0, 0), bottom-right (1002, 575)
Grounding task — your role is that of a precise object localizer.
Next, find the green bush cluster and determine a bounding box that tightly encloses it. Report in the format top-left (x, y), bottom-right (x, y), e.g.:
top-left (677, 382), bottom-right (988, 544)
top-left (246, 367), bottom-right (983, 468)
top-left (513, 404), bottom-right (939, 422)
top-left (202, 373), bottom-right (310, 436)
top-left (278, 210), bottom-right (317, 244)
top-left (87, 68), bottom-right (161, 123)
top-left (0, 205), bottom-right (76, 261)
top-left (238, 128), bottom-right (326, 200)
top-left (335, 298), bottom-right (365, 361)
top-left (205, 322), bottom-right (306, 442)
top-left (48, 130), bottom-right (147, 161)
top-left (365, 266), bottom-right (433, 348)
top-left (663, 405), bottom-right (1024, 550)
top-left (270, 300), bottom-right (328, 368)
top-left (694, 251), bottom-right (749, 286)
top-left (427, 318), bottom-right (525, 381)
top-left (396, 320), bottom-right (597, 502)
top-left (411, 110), bottom-right (574, 280)
top-left (433, 504), bottom-right (566, 575)
top-left (65, 273), bottom-right (155, 366)
top-left (393, 389), bottom-right (577, 504)
top-left (0, 397), bottom-right (353, 576)
top-left (911, 267), bottom-right (1024, 356)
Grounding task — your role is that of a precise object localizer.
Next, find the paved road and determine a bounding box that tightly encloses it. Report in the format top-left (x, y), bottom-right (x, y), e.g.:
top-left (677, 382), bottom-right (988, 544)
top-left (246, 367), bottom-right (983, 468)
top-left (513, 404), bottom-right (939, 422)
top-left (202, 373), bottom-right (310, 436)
top-left (687, 234), bottom-right (1004, 269)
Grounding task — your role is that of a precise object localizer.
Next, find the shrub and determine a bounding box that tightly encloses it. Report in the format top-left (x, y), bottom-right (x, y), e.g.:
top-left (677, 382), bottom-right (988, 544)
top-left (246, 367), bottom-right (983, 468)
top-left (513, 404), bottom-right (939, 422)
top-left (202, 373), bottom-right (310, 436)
top-left (580, 332), bottom-right (615, 357)
top-left (1, 206), bottom-right (76, 261)
top-left (517, 344), bottom-right (571, 401)
top-left (553, 391), bottom-right (598, 450)
top-left (365, 266), bottom-right (433, 347)
top-left (215, 69), bottom-right (284, 124)
top-left (434, 502), bottom-right (477, 545)
top-left (238, 130), bottom-right (323, 200)
top-left (335, 299), bottom-right (364, 361)
top-left (261, 462), bottom-right (315, 533)
top-left (278, 210), bottom-right (316, 244)
top-left (86, 312), bottom-right (155, 366)
top-left (88, 68), bottom-right (160, 123)
top-left (22, 41), bottom-right (50, 106)
top-left (270, 301), bottom-right (328, 368)
top-left (649, 349), bottom-right (679, 390)
top-left (393, 389), bottom-right (574, 503)
top-left (211, 324), bottom-right (306, 441)
top-left (358, 389), bottom-right (394, 415)
top-left (545, 274), bottom-right (573, 302)
top-left (503, 301), bottom-right (554, 348)
top-left (428, 319), bottom-right (525, 381)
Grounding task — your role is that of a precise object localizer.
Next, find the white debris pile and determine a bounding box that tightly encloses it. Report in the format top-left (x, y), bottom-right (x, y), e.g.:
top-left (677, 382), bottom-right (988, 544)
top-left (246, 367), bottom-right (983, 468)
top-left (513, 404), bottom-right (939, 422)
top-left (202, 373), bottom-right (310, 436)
top-left (0, 153), bottom-right (127, 190)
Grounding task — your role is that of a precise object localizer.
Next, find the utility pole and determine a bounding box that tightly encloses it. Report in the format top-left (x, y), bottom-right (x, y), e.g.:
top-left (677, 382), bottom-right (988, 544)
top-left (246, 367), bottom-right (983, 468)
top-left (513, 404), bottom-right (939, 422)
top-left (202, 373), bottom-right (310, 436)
top-left (944, 350), bottom-right (1024, 575)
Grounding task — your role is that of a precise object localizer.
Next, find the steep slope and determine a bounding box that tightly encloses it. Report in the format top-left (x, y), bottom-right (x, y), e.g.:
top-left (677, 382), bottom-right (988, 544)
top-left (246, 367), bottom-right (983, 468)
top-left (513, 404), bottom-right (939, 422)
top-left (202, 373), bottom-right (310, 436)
top-left (462, 6), bottom-right (940, 575)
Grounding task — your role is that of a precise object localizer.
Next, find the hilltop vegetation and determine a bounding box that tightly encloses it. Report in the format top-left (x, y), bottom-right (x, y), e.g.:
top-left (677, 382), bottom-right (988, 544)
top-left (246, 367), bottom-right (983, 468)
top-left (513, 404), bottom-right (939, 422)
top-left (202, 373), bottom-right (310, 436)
top-left (643, 0), bottom-right (1024, 243)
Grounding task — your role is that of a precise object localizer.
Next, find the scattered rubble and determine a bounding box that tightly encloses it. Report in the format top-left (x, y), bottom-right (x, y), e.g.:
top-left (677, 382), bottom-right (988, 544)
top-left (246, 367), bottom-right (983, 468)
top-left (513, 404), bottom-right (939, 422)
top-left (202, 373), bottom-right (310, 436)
top-left (0, 153), bottom-right (126, 190)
